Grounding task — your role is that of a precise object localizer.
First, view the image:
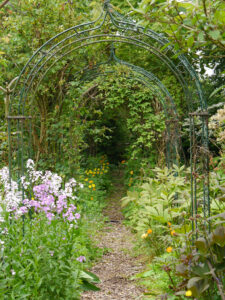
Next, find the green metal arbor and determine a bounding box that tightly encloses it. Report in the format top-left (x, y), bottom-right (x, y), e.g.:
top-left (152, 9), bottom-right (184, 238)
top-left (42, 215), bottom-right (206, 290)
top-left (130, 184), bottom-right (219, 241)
top-left (7, 0), bottom-right (210, 229)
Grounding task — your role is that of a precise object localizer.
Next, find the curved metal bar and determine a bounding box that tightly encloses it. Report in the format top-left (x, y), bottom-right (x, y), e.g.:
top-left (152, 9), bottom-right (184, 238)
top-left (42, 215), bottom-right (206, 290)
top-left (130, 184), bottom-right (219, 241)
top-left (9, 3), bottom-right (205, 114)
top-left (20, 36), bottom-right (190, 113)
top-left (24, 42), bottom-right (178, 122)
top-left (107, 4), bottom-right (206, 109)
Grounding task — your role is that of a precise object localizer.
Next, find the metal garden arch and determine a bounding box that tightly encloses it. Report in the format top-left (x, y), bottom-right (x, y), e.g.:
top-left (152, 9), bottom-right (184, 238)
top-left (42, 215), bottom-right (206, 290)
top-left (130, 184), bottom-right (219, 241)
top-left (8, 0), bottom-right (210, 230)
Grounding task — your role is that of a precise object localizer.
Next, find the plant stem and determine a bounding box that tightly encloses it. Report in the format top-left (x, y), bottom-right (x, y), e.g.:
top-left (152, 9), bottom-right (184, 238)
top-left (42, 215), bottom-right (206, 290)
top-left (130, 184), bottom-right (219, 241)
top-left (207, 260), bottom-right (225, 300)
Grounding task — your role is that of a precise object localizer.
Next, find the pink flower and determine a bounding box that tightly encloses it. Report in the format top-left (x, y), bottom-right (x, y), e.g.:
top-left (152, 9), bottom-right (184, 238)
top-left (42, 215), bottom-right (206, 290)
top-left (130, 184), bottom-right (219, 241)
top-left (76, 256), bottom-right (86, 263)
top-left (46, 212), bottom-right (54, 221)
top-left (75, 213), bottom-right (81, 220)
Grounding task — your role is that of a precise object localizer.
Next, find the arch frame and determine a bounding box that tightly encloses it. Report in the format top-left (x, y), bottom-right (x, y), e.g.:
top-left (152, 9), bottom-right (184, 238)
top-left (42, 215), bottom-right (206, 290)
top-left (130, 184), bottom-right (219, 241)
top-left (7, 0), bottom-right (210, 230)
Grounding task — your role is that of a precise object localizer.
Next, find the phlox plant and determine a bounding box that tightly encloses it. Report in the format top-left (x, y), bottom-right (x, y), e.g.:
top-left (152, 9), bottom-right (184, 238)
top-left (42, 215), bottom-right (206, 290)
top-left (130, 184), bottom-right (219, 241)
top-left (0, 159), bottom-right (100, 299)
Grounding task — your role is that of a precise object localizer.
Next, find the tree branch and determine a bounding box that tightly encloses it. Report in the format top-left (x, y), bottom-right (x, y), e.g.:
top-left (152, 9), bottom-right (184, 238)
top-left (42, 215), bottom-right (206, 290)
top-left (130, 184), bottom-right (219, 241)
top-left (0, 0), bottom-right (10, 9)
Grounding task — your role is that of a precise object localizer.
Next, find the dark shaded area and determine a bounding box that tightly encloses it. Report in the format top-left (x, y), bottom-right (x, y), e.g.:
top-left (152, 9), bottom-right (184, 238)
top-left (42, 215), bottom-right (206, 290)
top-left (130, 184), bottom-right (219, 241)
top-left (97, 118), bottom-right (129, 164)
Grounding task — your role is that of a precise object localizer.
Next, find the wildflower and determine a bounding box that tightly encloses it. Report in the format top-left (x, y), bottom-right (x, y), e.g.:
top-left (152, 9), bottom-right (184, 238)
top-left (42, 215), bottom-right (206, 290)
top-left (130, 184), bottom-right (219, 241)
top-left (76, 256), bottom-right (86, 263)
top-left (88, 185), bottom-right (92, 189)
top-left (93, 188), bottom-right (96, 191)
top-left (92, 184), bottom-right (95, 188)
top-left (147, 229), bottom-right (152, 235)
top-left (130, 170), bottom-right (134, 175)
top-left (75, 213), bottom-right (81, 219)
top-left (11, 269), bottom-right (16, 276)
top-left (170, 230), bottom-right (176, 236)
top-left (168, 222), bottom-right (171, 227)
top-left (49, 251), bottom-right (54, 257)
top-left (85, 178), bottom-right (88, 181)
top-left (128, 184), bottom-right (131, 187)
top-left (46, 213), bottom-right (54, 221)
top-left (166, 246), bottom-right (173, 253)
top-left (91, 197), bottom-right (94, 200)
top-left (141, 233), bottom-right (148, 239)
top-left (121, 160), bottom-right (125, 164)
top-left (185, 290), bottom-right (192, 297)
top-left (89, 180), bottom-right (93, 184)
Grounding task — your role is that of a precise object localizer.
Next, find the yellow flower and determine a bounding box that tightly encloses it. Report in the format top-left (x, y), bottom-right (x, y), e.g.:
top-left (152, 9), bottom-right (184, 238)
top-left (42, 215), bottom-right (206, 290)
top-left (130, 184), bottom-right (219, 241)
top-left (31, 197), bottom-right (34, 200)
top-left (130, 170), bottom-right (134, 175)
top-left (128, 183), bottom-right (131, 187)
top-left (93, 188), bottom-right (96, 191)
top-left (121, 160), bottom-right (125, 164)
top-left (171, 230), bottom-right (176, 236)
top-left (84, 178), bottom-right (88, 182)
top-left (89, 180), bottom-right (93, 184)
top-left (89, 170), bottom-right (92, 174)
top-left (147, 229), bottom-right (152, 235)
top-left (166, 246), bottom-right (173, 253)
top-left (185, 290), bottom-right (192, 297)
top-left (106, 162), bottom-right (109, 165)
top-left (141, 233), bottom-right (148, 239)
top-left (92, 184), bottom-right (96, 188)
top-left (91, 197), bottom-right (94, 200)
top-left (100, 172), bottom-right (103, 175)
top-left (88, 185), bottom-right (92, 189)
top-left (168, 222), bottom-right (172, 227)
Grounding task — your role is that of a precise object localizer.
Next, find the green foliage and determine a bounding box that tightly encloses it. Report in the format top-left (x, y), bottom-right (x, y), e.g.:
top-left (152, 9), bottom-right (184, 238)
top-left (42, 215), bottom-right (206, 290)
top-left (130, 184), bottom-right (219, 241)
top-left (121, 159), bottom-right (225, 299)
top-left (67, 69), bottom-right (166, 164)
top-left (121, 165), bottom-right (190, 238)
top-left (0, 212), bottom-right (100, 299)
top-left (129, 0), bottom-right (225, 56)
top-left (0, 155), bottom-right (113, 299)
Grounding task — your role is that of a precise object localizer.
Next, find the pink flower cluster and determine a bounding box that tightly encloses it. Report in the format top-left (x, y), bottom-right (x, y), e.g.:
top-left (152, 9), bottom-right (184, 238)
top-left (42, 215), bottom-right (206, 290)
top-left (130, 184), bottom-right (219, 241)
top-left (20, 182), bottom-right (81, 223)
top-left (0, 159), bottom-right (83, 223)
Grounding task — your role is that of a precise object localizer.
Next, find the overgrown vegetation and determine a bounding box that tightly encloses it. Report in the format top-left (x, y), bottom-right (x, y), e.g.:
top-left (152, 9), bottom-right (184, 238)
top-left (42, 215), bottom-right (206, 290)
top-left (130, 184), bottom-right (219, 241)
top-left (0, 0), bottom-right (224, 299)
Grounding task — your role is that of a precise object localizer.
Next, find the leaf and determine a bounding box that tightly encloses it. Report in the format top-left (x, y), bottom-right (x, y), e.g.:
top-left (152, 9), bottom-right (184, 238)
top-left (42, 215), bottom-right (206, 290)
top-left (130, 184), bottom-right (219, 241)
top-left (187, 277), bottom-right (209, 298)
top-left (176, 263), bottom-right (188, 277)
top-left (187, 35), bottom-right (194, 48)
top-left (80, 281), bottom-right (100, 291)
top-left (195, 237), bottom-right (208, 254)
top-left (79, 270), bottom-right (100, 283)
top-left (208, 212), bottom-right (225, 220)
top-left (212, 226), bottom-right (225, 247)
top-left (197, 32), bottom-right (205, 42)
top-left (209, 85), bottom-right (225, 98)
top-left (208, 30), bottom-right (221, 40)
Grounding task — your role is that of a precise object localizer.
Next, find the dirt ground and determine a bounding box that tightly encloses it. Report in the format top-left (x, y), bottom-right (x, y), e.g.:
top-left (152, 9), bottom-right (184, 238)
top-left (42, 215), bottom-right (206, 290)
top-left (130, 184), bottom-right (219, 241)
top-left (82, 172), bottom-right (144, 300)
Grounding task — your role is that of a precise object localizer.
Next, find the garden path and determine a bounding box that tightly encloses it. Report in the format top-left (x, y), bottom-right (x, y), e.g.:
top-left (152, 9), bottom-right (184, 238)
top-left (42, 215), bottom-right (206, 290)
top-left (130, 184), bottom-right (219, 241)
top-left (82, 170), bottom-right (144, 300)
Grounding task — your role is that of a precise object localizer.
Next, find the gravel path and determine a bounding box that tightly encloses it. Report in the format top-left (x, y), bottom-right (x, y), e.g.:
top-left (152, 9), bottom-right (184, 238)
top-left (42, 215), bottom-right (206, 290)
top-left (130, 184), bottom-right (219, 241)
top-left (82, 172), bottom-right (144, 300)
